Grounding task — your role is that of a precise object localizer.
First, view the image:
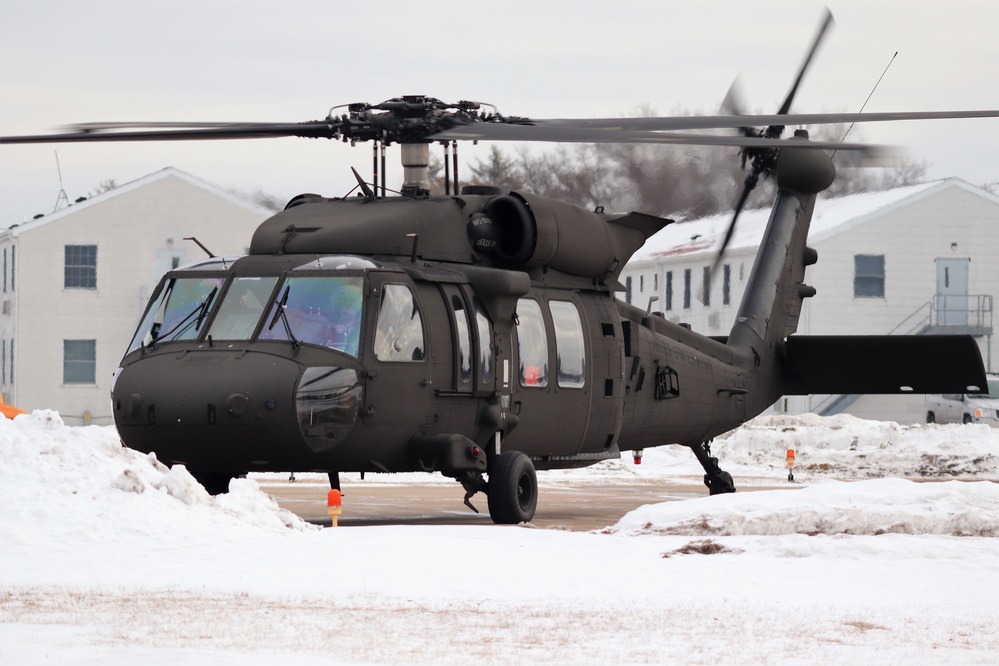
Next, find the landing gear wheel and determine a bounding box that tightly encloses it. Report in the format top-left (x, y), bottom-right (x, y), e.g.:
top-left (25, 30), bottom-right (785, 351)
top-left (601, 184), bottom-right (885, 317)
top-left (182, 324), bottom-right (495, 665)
top-left (704, 470), bottom-right (736, 495)
top-left (190, 471), bottom-right (234, 495)
top-left (487, 451), bottom-right (538, 524)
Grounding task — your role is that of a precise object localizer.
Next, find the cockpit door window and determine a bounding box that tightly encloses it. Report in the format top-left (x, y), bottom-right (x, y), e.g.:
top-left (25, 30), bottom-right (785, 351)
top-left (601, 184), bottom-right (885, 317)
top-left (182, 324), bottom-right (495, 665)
top-left (374, 284), bottom-right (426, 362)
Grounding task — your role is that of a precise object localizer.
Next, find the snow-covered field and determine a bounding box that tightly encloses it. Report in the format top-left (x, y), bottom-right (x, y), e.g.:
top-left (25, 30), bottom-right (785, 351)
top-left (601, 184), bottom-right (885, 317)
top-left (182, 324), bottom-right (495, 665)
top-left (2, 410), bottom-right (999, 664)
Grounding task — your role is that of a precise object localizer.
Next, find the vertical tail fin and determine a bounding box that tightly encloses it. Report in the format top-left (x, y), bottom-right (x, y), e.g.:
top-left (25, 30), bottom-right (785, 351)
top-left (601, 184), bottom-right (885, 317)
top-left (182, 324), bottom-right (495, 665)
top-left (726, 136), bottom-right (834, 412)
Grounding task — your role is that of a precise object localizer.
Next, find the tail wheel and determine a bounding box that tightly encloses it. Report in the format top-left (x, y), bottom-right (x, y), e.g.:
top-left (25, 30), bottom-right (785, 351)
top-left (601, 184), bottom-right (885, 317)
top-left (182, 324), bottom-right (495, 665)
top-left (487, 451), bottom-right (538, 524)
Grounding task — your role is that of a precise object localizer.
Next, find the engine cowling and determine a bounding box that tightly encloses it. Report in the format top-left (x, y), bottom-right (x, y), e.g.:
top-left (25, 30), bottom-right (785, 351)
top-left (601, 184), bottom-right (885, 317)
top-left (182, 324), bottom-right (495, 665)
top-left (467, 191), bottom-right (625, 279)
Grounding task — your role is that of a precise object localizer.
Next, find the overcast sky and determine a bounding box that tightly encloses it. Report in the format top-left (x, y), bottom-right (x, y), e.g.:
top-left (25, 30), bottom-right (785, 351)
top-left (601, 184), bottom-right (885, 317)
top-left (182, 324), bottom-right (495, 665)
top-left (3, 1), bottom-right (998, 223)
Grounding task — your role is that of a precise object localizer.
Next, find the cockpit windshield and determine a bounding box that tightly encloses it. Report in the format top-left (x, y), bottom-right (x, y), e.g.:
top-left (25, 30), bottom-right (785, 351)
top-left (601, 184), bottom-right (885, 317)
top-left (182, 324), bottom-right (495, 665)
top-left (126, 276), bottom-right (225, 354)
top-left (206, 277), bottom-right (279, 340)
top-left (259, 276), bottom-right (364, 357)
top-left (124, 260), bottom-right (369, 358)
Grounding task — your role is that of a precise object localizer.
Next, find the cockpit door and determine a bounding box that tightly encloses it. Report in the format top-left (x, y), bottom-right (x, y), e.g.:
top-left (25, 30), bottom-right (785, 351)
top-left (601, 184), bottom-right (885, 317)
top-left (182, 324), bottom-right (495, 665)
top-left (362, 276), bottom-right (432, 426)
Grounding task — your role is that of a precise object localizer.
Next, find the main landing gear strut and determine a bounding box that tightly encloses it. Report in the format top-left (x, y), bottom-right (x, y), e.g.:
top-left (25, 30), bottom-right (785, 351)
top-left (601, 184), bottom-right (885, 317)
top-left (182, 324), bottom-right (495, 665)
top-left (685, 440), bottom-right (736, 495)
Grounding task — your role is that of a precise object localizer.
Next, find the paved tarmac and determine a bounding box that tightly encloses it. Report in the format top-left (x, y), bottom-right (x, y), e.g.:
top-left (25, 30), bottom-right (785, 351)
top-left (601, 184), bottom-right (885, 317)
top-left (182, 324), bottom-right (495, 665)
top-left (259, 477), bottom-right (752, 531)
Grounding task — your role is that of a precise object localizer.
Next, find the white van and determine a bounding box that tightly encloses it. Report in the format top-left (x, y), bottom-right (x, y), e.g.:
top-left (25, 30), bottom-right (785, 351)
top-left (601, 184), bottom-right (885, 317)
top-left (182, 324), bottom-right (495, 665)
top-left (926, 374), bottom-right (999, 425)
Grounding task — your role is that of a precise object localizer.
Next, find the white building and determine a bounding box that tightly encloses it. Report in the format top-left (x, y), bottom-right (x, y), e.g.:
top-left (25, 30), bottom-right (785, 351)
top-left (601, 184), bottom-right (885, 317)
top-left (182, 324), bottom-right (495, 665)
top-left (619, 178), bottom-right (999, 424)
top-left (0, 167), bottom-right (271, 424)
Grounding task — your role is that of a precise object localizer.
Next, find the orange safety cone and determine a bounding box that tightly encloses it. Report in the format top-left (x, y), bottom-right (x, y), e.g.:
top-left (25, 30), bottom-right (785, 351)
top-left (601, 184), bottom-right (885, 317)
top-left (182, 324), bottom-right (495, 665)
top-left (0, 394), bottom-right (26, 420)
top-left (786, 448), bottom-right (796, 482)
top-left (327, 489), bottom-right (343, 527)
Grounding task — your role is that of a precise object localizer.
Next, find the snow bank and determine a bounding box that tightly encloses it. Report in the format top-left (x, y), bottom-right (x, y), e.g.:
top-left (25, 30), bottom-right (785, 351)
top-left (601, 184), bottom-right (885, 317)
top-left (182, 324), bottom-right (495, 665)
top-left (612, 477), bottom-right (999, 537)
top-left (0, 410), bottom-right (315, 553)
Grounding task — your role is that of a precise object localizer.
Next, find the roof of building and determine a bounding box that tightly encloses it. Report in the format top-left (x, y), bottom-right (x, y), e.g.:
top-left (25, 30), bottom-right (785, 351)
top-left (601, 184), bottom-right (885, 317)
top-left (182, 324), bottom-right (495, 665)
top-left (1, 167), bottom-right (273, 239)
top-left (628, 177), bottom-right (999, 265)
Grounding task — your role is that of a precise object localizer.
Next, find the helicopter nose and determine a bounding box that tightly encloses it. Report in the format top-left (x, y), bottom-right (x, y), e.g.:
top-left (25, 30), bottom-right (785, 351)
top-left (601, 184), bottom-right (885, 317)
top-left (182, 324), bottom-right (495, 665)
top-left (112, 349), bottom-right (362, 469)
top-left (113, 349), bottom-right (301, 429)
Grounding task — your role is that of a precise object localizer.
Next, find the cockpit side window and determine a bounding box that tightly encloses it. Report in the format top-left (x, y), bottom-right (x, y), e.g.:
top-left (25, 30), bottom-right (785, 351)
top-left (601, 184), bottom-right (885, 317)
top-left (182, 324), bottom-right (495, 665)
top-left (207, 276), bottom-right (278, 340)
top-left (374, 284), bottom-right (425, 362)
top-left (259, 276), bottom-right (364, 357)
top-left (126, 275), bottom-right (225, 353)
top-left (516, 298), bottom-right (549, 387)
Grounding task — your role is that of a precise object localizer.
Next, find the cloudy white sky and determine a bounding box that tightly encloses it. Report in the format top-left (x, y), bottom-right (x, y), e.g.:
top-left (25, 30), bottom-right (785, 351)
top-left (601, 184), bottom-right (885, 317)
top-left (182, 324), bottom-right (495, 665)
top-left (3, 1), bottom-right (998, 223)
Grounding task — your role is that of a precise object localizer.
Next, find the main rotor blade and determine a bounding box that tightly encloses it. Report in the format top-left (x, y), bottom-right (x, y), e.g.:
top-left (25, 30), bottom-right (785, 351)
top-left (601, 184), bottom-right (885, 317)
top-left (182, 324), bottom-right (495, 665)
top-left (0, 121), bottom-right (334, 144)
top-left (431, 123), bottom-right (882, 151)
top-left (527, 109), bottom-right (999, 132)
top-left (777, 9), bottom-right (835, 115)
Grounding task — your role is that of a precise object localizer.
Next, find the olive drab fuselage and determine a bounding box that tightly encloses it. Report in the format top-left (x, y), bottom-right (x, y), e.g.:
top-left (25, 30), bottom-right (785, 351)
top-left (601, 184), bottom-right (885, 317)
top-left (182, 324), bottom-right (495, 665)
top-left (111, 191), bottom-right (754, 478)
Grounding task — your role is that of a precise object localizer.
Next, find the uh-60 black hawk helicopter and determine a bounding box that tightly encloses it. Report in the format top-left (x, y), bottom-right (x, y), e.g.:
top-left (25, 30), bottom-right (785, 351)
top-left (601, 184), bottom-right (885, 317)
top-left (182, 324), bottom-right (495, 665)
top-left (3, 13), bottom-right (995, 524)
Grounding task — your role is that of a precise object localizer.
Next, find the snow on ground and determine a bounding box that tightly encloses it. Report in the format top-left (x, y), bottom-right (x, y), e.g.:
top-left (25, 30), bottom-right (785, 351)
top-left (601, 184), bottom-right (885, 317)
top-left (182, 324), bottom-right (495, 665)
top-left (2, 410), bottom-right (999, 664)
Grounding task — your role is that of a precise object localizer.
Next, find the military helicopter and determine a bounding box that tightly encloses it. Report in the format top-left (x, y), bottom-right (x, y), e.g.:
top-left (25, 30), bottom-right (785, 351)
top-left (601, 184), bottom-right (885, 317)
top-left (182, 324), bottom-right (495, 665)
top-left (3, 12), bottom-right (994, 523)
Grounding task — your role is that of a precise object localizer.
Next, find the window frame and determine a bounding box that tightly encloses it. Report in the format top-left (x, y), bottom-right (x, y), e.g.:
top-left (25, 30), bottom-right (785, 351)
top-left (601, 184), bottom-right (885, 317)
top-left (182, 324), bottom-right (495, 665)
top-left (854, 254), bottom-right (886, 299)
top-left (64, 244), bottom-right (98, 290)
top-left (63, 339), bottom-right (97, 385)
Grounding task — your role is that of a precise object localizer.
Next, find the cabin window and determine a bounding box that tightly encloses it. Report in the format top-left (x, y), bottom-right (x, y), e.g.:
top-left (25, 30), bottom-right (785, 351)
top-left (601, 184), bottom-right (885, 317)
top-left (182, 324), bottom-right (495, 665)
top-left (64, 245), bottom-right (97, 289)
top-left (259, 276), bottom-right (363, 357)
top-left (473, 296), bottom-right (493, 384)
top-left (374, 284), bottom-right (425, 362)
top-left (549, 300), bottom-right (585, 389)
top-left (449, 293), bottom-right (473, 384)
top-left (516, 298), bottom-right (548, 387)
top-left (208, 276), bottom-right (279, 340)
top-left (63, 339), bottom-right (96, 384)
top-left (127, 276), bottom-right (226, 353)
top-left (854, 254), bottom-right (885, 298)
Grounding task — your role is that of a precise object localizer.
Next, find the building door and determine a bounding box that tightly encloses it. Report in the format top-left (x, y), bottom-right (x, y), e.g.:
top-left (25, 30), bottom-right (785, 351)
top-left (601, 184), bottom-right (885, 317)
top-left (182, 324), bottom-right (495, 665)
top-left (936, 258), bottom-right (970, 325)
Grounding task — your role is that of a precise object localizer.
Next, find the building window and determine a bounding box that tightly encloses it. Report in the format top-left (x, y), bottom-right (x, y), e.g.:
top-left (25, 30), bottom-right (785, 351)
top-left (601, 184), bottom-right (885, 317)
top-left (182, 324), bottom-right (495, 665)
top-left (625, 276), bottom-right (632, 304)
top-left (64, 339), bottom-right (97, 384)
top-left (854, 255), bottom-right (885, 298)
top-left (702, 266), bottom-right (711, 307)
top-left (665, 272), bottom-right (673, 311)
top-left (723, 264), bottom-right (731, 305)
top-left (653, 273), bottom-right (659, 292)
top-left (639, 275), bottom-right (644, 293)
top-left (683, 269), bottom-right (691, 309)
top-left (65, 245), bottom-right (98, 289)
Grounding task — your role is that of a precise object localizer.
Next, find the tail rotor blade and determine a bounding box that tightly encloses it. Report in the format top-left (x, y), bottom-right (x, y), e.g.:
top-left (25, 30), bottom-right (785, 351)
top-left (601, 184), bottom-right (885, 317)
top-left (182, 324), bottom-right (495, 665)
top-left (777, 9), bottom-right (835, 116)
